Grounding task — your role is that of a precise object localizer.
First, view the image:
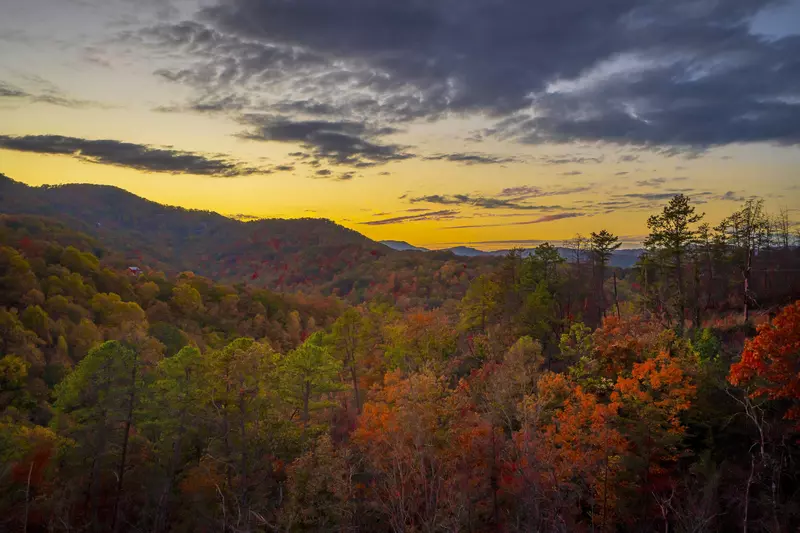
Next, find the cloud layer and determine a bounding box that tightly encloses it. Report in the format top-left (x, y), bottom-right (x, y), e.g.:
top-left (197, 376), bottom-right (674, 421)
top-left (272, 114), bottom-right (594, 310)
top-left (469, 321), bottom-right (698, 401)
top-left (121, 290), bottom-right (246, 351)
top-left (136, 0), bottom-right (800, 152)
top-left (0, 134), bottom-right (274, 177)
top-left (0, 80), bottom-right (102, 109)
top-left (239, 115), bottom-right (413, 167)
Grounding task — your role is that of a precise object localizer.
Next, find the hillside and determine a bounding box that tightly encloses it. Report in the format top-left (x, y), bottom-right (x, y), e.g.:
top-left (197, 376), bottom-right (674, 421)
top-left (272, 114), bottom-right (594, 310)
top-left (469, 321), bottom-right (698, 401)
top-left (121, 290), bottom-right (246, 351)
top-left (0, 175), bottom-right (493, 303)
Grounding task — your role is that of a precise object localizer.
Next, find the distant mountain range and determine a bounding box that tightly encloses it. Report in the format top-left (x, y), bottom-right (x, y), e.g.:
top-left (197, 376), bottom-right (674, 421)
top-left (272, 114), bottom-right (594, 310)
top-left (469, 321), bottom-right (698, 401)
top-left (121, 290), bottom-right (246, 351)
top-left (380, 240), bottom-right (643, 268)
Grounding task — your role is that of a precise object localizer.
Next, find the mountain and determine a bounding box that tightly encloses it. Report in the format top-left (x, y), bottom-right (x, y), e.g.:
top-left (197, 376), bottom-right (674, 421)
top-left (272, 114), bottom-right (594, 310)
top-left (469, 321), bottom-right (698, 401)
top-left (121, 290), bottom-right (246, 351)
top-left (442, 243), bottom-right (643, 267)
top-left (380, 240), bottom-right (430, 252)
top-left (445, 246), bottom-right (495, 257)
top-left (0, 173), bottom-right (385, 281)
top-left (0, 174), bottom-right (492, 302)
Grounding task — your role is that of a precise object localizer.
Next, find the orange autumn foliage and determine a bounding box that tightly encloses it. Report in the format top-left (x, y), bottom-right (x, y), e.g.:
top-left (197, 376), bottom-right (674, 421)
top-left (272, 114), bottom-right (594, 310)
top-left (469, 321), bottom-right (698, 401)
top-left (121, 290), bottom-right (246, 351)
top-left (503, 373), bottom-right (628, 528)
top-left (612, 351), bottom-right (696, 490)
top-left (592, 315), bottom-right (670, 376)
top-left (729, 300), bottom-right (800, 427)
top-left (614, 352), bottom-right (697, 430)
top-left (353, 370), bottom-right (493, 531)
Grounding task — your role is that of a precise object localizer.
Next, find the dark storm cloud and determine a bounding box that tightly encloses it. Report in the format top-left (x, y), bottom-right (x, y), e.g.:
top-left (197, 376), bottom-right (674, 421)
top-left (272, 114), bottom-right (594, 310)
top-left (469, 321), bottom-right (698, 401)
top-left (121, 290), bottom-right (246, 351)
top-left (424, 153), bottom-right (520, 165)
top-left (136, 0), bottom-right (800, 151)
top-left (362, 209), bottom-right (460, 226)
top-left (239, 115), bottom-right (413, 166)
top-left (0, 134), bottom-right (272, 177)
top-left (198, 0), bottom-right (651, 118)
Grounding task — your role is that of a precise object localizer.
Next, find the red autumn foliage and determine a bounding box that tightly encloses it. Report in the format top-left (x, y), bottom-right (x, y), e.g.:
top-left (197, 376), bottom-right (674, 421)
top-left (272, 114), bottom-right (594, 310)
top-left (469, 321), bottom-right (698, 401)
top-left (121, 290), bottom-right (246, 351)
top-left (729, 300), bottom-right (800, 427)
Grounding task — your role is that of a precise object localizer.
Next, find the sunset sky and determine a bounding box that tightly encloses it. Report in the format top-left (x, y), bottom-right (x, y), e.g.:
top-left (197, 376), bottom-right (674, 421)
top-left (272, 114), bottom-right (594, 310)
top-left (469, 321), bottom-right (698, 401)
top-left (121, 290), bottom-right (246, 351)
top-left (1, 0), bottom-right (799, 250)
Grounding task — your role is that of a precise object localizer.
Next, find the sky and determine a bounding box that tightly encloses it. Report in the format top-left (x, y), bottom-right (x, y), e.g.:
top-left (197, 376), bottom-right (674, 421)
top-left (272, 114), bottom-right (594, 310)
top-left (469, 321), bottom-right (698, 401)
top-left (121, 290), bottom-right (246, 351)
top-left (1, 0), bottom-right (799, 250)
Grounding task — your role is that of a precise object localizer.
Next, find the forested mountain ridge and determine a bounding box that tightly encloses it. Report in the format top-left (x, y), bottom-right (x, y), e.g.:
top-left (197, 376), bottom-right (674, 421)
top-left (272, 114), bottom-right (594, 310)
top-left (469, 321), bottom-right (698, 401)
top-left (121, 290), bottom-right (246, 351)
top-left (0, 173), bottom-right (381, 275)
top-left (0, 175), bottom-right (494, 303)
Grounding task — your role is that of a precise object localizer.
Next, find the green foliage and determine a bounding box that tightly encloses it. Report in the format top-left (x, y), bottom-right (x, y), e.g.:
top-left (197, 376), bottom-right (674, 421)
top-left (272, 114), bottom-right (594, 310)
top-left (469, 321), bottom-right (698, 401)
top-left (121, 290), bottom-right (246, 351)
top-left (692, 328), bottom-right (722, 364)
top-left (590, 229), bottom-right (622, 268)
top-left (53, 340), bottom-right (137, 423)
top-left (459, 274), bottom-right (499, 332)
top-left (558, 322), bottom-right (593, 364)
top-left (148, 321), bottom-right (189, 357)
top-left (281, 333), bottom-right (342, 424)
top-left (0, 355), bottom-right (29, 390)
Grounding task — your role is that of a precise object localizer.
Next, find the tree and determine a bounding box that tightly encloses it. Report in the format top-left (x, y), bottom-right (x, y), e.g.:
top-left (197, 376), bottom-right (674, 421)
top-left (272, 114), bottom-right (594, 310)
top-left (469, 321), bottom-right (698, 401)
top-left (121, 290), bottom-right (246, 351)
top-left (142, 345), bottom-right (206, 533)
top-left (0, 246), bottom-right (39, 306)
top-left (171, 283), bottom-right (205, 315)
top-left (21, 305), bottom-right (52, 345)
top-left (590, 230), bottom-right (622, 318)
top-left (280, 332), bottom-right (341, 430)
top-left (203, 337), bottom-right (282, 529)
top-left (645, 195), bottom-right (704, 329)
top-left (459, 275), bottom-right (500, 333)
top-left (715, 199), bottom-right (769, 322)
top-left (528, 242), bottom-right (565, 288)
top-left (565, 233), bottom-right (590, 266)
top-left (612, 351), bottom-right (697, 525)
top-left (354, 370), bottom-right (484, 532)
top-left (53, 341), bottom-right (142, 531)
top-left (280, 435), bottom-right (355, 531)
top-left (331, 308), bottom-right (365, 413)
top-left (729, 300), bottom-right (800, 428)
top-left (558, 322), bottom-right (594, 366)
top-left (90, 292), bottom-right (147, 341)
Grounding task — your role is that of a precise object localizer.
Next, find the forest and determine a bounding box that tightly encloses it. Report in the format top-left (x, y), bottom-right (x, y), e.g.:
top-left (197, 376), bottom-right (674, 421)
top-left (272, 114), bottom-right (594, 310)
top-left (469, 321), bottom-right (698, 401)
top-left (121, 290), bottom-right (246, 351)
top-left (1, 193), bottom-right (799, 532)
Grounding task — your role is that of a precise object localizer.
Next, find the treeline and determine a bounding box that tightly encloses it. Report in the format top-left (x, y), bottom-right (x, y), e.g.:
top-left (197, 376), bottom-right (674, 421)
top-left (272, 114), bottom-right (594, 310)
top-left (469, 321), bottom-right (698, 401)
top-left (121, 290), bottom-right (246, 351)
top-left (0, 195), bottom-right (799, 532)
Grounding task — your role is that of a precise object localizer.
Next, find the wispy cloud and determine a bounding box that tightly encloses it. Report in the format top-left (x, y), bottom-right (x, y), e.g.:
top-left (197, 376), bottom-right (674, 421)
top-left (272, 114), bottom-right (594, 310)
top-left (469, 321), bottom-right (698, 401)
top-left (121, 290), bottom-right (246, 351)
top-left (540, 155), bottom-right (604, 165)
top-left (498, 185), bottom-right (593, 199)
top-left (410, 193), bottom-right (563, 211)
top-left (424, 153), bottom-right (520, 165)
top-left (0, 134), bottom-right (273, 177)
top-left (0, 80), bottom-right (106, 109)
top-left (361, 209), bottom-right (460, 226)
top-left (620, 192), bottom-right (686, 201)
top-left (635, 177), bottom-right (668, 187)
top-left (717, 191), bottom-right (746, 201)
top-left (443, 212), bottom-right (584, 229)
